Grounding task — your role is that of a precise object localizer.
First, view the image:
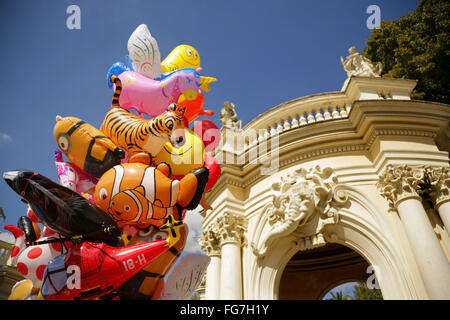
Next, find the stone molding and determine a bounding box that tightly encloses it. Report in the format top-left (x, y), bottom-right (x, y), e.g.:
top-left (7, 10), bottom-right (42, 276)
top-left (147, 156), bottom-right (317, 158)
top-left (207, 127), bottom-right (441, 204)
top-left (251, 166), bottom-right (349, 258)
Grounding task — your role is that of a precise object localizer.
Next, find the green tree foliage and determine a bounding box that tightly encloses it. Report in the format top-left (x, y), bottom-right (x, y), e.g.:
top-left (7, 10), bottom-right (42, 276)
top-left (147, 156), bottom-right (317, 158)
top-left (364, 0), bottom-right (450, 104)
top-left (327, 291), bottom-right (351, 300)
top-left (352, 282), bottom-right (383, 300)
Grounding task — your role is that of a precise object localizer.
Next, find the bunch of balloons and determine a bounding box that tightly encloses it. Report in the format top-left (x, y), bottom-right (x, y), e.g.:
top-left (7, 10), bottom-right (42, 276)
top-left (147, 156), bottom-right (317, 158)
top-left (3, 24), bottom-right (219, 300)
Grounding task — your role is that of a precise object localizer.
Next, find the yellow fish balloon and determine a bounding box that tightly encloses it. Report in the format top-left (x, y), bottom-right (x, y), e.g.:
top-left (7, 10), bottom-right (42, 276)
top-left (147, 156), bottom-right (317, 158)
top-left (153, 128), bottom-right (205, 177)
top-left (161, 45), bottom-right (201, 73)
top-left (161, 44), bottom-right (216, 92)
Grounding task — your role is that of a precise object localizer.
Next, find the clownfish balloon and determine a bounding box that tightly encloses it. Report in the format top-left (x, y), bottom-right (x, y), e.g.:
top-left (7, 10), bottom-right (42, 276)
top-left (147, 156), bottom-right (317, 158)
top-left (94, 160), bottom-right (209, 229)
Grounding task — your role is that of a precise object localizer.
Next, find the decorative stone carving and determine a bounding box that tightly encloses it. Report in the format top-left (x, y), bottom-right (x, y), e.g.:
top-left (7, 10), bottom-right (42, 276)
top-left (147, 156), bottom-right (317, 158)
top-left (220, 101), bottom-right (242, 131)
top-left (377, 164), bottom-right (425, 208)
top-left (251, 166), bottom-right (349, 258)
top-left (215, 212), bottom-right (248, 246)
top-left (199, 212), bottom-right (248, 255)
top-left (199, 226), bottom-right (222, 257)
top-left (341, 46), bottom-right (382, 78)
top-left (424, 166), bottom-right (450, 208)
top-left (377, 90), bottom-right (393, 99)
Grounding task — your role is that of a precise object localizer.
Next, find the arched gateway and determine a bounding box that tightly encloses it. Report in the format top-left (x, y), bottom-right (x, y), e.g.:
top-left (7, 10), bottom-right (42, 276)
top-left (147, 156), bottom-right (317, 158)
top-left (198, 49), bottom-right (450, 300)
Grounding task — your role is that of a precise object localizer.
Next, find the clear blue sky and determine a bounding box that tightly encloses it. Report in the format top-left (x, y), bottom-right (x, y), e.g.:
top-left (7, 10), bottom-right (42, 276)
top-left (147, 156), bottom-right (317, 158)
top-left (0, 0), bottom-right (418, 228)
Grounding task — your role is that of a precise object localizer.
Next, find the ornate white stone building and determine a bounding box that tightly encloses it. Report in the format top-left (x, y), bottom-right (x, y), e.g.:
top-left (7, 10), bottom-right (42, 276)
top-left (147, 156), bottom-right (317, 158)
top-left (198, 49), bottom-right (450, 300)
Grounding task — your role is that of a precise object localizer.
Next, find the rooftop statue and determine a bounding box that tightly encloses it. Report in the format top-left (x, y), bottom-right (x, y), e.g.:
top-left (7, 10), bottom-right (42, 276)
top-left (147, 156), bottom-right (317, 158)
top-left (220, 101), bottom-right (242, 131)
top-left (341, 46), bottom-right (382, 78)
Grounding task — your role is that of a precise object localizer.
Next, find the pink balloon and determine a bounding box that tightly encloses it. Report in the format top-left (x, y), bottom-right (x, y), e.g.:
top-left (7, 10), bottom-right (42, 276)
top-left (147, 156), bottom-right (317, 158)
top-left (55, 151), bottom-right (98, 200)
top-left (116, 68), bottom-right (203, 117)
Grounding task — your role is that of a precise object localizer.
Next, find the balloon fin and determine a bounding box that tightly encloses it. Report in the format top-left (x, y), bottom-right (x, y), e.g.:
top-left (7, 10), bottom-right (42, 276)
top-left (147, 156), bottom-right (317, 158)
top-left (200, 109), bottom-right (214, 116)
top-left (199, 76), bottom-right (216, 92)
top-left (4, 225), bottom-right (24, 239)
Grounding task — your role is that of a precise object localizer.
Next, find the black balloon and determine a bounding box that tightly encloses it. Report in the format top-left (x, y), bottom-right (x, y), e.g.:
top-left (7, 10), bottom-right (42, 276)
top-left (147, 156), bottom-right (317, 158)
top-left (17, 215), bottom-right (37, 243)
top-left (3, 170), bottom-right (122, 247)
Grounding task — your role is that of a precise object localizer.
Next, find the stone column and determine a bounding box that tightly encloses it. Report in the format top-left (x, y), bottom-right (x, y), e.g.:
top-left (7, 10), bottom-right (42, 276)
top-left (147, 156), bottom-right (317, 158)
top-left (216, 212), bottom-right (248, 300)
top-left (199, 227), bottom-right (222, 300)
top-left (425, 167), bottom-right (450, 236)
top-left (378, 164), bottom-right (450, 299)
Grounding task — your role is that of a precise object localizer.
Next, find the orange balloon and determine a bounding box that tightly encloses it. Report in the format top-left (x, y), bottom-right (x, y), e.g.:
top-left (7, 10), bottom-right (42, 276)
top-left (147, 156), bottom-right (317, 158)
top-left (94, 160), bottom-right (209, 229)
top-left (94, 162), bottom-right (177, 228)
top-left (8, 280), bottom-right (34, 300)
top-left (54, 116), bottom-right (125, 178)
top-left (177, 91), bottom-right (214, 123)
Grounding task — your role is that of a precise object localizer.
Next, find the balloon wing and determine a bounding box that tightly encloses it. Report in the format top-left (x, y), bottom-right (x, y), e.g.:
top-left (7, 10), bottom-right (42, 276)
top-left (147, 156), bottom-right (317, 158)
top-left (160, 253), bottom-right (210, 300)
top-left (127, 24), bottom-right (162, 79)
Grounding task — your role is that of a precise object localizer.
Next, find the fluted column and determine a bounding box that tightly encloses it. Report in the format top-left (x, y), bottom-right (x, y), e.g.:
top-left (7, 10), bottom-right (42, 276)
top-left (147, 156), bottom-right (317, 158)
top-left (378, 164), bottom-right (450, 299)
top-left (199, 227), bottom-right (222, 300)
top-left (216, 212), bottom-right (248, 300)
top-left (425, 167), bottom-right (450, 236)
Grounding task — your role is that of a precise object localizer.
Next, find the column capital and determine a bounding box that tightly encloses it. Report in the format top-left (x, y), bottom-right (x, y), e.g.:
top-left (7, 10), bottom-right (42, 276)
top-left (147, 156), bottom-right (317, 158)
top-left (377, 164), bottom-right (425, 208)
top-left (199, 227), bottom-right (222, 257)
top-left (215, 212), bottom-right (248, 247)
top-left (424, 166), bottom-right (450, 209)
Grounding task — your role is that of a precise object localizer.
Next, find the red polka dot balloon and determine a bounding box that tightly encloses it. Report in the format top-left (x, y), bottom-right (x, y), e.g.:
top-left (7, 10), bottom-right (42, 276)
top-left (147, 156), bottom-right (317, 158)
top-left (4, 224), bottom-right (70, 288)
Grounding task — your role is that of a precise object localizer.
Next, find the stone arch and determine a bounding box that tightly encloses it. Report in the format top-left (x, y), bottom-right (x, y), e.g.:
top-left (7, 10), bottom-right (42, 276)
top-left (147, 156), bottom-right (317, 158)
top-left (248, 184), bottom-right (417, 300)
top-left (278, 242), bottom-right (371, 300)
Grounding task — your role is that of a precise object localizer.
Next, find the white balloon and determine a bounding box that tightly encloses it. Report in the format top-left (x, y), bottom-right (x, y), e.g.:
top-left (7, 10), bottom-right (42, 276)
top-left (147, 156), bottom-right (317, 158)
top-left (127, 24), bottom-right (162, 79)
top-left (160, 253), bottom-right (210, 300)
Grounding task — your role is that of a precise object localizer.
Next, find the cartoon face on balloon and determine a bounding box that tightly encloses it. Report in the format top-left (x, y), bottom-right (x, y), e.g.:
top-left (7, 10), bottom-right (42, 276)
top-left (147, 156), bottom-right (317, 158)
top-left (94, 163), bottom-right (178, 228)
top-left (153, 121), bottom-right (221, 192)
top-left (94, 162), bottom-right (209, 228)
top-left (153, 128), bottom-right (205, 177)
top-left (107, 24), bottom-right (216, 118)
top-left (161, 45), bottom-right (201, 73)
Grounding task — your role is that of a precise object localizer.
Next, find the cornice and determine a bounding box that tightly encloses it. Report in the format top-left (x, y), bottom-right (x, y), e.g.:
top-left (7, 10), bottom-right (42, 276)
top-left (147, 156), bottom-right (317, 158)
top-left (206, 99), bottom-right (449, 205)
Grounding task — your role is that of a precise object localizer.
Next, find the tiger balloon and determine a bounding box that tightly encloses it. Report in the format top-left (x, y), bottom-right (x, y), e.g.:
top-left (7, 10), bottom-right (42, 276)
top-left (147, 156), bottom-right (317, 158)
top-left (100, 75), bottom-right (186, 157)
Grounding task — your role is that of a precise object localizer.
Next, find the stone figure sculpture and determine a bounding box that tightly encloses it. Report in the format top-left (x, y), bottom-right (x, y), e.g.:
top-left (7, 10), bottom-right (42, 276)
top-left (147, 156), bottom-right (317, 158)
top-left (220, 101), bottom-right (242, 131)
top-left (341, 46), bottom-right (382, 78)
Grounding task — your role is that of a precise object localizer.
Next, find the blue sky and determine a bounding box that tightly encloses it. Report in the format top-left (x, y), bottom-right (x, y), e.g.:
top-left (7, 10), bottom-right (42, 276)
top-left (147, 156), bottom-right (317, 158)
top-left (0, 0), bottom-right (418, 258)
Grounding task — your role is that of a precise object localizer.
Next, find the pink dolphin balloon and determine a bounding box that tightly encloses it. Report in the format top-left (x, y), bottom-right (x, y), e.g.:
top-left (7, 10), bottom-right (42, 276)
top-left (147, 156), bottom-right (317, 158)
top-left (116, 68), bottom-right (203, 117)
